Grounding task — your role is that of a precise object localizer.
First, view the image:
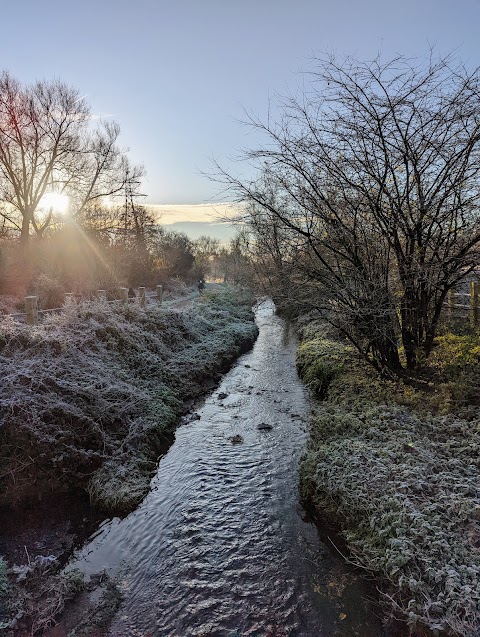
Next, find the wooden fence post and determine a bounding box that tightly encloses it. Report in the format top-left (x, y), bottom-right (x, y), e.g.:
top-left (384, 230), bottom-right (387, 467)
top-left (470, 281), bottom-right (478, 328)
top-left (156, 284), bottom-right (163, 304)
top-left (97, 289), bottom-right (107, 301)
top-left (139, 287), bottom-right (146, 307)
top-left (25, 296), bottom-right (38, 325)
top-left (119, 287), bottom-right (128, 304)
top-left (64, 293), bottom-right (74, 304)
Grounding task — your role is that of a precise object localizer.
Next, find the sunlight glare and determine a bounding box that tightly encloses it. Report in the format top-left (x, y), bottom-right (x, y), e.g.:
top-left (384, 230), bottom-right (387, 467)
top-left (39, 192), bottom-right (70, 215)
top-left (102, 196), bottom-right (115, 208)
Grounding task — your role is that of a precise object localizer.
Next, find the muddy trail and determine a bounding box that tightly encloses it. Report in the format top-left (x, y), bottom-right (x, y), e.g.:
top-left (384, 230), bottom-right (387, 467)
top-left (42, 300), bottom-right (383, 637)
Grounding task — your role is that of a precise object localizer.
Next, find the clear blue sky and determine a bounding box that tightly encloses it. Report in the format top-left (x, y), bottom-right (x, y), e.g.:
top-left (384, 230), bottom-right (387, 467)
top-left (1, 0), bottom-right (480, 205)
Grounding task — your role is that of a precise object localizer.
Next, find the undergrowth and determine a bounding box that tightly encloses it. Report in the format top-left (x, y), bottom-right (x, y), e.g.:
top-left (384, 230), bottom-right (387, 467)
top-left (0, 286), bottom-right (258, 513)
top-left (0, 556), bottom-right (84, 634)
top-left (298, 324), bottom-right (480, 637)
top-left (0, 557), bottom-right (120, 636)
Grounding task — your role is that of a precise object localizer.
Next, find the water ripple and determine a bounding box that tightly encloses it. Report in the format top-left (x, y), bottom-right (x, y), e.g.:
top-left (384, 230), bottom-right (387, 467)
top-left (67, 302), bottom-right (383, 637)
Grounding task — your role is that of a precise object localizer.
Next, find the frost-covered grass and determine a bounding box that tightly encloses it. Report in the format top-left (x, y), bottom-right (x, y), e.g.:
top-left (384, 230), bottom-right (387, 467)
top-left (0, 557), bottom-right (7, 597)
top-left (0, 286), bottom-right (257, 512)
top-left (298, 329), bottom-right (480, 637)
top-left (1, 556), bottom-right (84, 634)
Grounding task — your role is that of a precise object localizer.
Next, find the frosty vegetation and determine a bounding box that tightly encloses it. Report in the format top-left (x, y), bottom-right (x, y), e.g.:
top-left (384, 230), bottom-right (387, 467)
top-left (0, 557), bottom-right (6, 596)
top-left (297, 325), bottom-right (480, 637)
top-left (0, 287), bottom-right (258, 512)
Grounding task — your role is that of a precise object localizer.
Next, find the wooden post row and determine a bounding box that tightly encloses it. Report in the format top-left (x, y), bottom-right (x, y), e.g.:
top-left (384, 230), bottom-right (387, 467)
top-left (24, 284), bottom-right (164, 326)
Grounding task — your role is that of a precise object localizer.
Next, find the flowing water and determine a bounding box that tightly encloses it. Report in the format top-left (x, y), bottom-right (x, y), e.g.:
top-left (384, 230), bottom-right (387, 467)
top-left (66, 301), bottom-right (384, 637)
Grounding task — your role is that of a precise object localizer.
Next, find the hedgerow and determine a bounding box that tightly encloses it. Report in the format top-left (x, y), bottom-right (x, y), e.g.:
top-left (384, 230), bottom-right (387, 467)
top-left (298, 331), bottom-right (480, 637)
top-left (0, 287), bottom-right (257, 512)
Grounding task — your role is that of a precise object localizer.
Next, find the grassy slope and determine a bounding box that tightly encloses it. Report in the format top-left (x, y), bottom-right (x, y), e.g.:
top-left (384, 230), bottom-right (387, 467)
top-left (0, 287), bottom-right (258, 513)
top-left (297, 323), bottom-right (480, 637)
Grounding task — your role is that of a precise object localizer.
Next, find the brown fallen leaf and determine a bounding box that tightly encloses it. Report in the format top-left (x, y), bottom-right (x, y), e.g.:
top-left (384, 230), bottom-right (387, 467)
top-left (339, 612), bottom-right (347, 621)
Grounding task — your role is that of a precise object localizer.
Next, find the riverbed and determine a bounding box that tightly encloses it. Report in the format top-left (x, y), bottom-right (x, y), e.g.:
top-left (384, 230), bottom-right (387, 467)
top-left (63, 300), bottom-right (383, 636)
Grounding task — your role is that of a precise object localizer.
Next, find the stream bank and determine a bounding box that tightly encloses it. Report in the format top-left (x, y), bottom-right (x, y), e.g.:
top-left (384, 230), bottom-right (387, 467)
top-left (48, 300), bottom-right (385, 637)
top-left (0, 287), bottom-right (258, 635)
top-left (297, 322), bottom-right (480, 637)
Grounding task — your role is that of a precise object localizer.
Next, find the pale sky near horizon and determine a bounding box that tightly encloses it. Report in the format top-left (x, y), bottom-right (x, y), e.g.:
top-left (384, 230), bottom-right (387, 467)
top-left (149, 202), bottom-right (239, 223)
top-left (1, 0), bottom-right (480, 220)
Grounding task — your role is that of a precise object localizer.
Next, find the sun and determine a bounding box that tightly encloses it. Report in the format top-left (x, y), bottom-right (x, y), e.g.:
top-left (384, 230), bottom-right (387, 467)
top-left (39, 192), bottom-right (70, 215)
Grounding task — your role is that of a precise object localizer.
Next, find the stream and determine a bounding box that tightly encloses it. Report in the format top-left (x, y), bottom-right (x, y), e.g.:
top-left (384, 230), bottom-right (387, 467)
top-left (64, 300), bottom-right (384, 637)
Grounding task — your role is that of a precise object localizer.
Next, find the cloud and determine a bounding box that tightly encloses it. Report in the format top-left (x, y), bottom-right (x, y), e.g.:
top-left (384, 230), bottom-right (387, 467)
top-left (162, 221), bottom-right (239, 241)
top-left (147, 202), bottom-right (242, 225)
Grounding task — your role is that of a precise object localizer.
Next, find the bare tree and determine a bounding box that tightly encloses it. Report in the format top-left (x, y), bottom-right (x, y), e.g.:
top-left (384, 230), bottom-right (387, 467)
top-left (66, 122), bottom-right (144, 223)
top-left (0, 72), bottom-right (143, 245)
top-left (192, 235), bottom-right (221, 277)
top-left (216, 53), bottom-right (480, 374)
top-left (150, 229), bottom-right (196, 280)
top-left (0, 73), bottom-right (89, 243)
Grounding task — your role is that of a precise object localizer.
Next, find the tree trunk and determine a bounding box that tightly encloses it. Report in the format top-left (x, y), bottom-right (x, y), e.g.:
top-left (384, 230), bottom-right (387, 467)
top-left (19, 212), bottom-right (31, 246)
top-left (377, 335), bottom-right (402, 373)
top-left (402, 327), bottom-right (417, 369)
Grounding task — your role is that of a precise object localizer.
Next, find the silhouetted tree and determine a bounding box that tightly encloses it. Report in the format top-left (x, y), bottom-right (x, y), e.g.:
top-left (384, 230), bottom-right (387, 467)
top-left (151, 229), bottom-right (196, 280)
top-left (192, 235), bottom-right (220, 278)
top-left (216, 53), bottom-right (480, 373)
top-left (0, 72), bottom-right (143, 245)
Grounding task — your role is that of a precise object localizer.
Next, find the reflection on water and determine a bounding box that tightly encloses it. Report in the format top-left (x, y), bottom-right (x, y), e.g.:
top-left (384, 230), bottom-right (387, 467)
top-left (66, 301), bottom-right (383, 636)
